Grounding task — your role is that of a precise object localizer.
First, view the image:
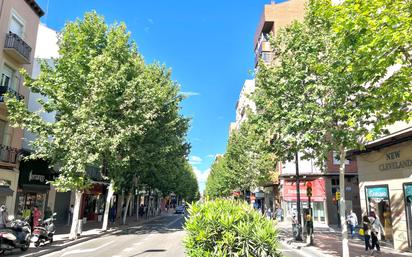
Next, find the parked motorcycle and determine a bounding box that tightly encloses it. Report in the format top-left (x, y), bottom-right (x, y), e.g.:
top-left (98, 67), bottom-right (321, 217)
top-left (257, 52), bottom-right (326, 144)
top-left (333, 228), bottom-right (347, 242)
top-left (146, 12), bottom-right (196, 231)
top-left (0, 215), bottom-right (31, 254)
top-left (31, 212), bottom-right (57, 247)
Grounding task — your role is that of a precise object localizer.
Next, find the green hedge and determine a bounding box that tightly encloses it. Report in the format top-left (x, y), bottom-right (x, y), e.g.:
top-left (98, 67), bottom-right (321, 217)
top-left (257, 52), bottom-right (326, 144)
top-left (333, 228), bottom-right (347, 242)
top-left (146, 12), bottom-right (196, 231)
top-left (184, 199), bottom-right (281, 257)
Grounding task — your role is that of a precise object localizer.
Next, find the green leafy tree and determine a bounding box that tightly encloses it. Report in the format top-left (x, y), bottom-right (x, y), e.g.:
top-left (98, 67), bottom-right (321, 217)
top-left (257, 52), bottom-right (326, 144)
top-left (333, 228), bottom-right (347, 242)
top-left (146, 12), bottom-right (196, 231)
top-left (255, 1), bottom-right (412, 255)
top-left (6, 12), bottom-right (190, 238)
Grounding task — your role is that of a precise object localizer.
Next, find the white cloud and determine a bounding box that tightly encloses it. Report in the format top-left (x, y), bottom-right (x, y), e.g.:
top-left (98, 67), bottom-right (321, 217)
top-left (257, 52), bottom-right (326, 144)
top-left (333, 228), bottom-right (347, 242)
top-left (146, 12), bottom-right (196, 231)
top-left (193, 167), bottom-right (210, 184)
top-left (189, 155), bottom-right (202, 165)
top-left (206, 154), bottom-right (215, 158)
top-left (147, 18), bottom-right (154, 24)
top-left (181, 91), bottom-right (200, 97)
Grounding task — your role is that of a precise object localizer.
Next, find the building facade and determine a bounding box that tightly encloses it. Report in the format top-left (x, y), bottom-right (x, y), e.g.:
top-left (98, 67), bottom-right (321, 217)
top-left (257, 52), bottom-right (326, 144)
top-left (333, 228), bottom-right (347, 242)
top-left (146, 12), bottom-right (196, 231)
top-left (0, 0), bottom-right (43, 215)
top-left (350, 124), bottom-right (412, 251)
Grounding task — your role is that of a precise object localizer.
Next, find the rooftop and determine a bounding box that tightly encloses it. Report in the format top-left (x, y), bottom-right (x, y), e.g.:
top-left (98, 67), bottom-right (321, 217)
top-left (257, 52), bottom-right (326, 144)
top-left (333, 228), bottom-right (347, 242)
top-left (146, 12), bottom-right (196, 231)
top-left (24, 0), bottom-right (45, 17)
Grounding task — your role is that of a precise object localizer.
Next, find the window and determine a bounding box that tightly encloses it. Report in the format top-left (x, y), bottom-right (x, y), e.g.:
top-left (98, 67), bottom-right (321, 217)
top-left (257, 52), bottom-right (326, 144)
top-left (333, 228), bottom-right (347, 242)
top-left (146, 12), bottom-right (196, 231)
top-left (9, 12), bottom-right (24, 38)
top-left (0, 120), bottom-right (11, 146)
top-left (1, 65), bottom-right (18, 90)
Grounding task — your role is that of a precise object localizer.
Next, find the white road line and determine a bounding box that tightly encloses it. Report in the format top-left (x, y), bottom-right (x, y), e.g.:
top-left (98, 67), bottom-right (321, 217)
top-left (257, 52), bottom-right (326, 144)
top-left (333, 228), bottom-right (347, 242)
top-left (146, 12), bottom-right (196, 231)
top-left (133, 242), bottom-right (142, 246)
top-left (61, 241), bottom-right (114, 257)
top-left (122, 247), bottom-right (134, 252)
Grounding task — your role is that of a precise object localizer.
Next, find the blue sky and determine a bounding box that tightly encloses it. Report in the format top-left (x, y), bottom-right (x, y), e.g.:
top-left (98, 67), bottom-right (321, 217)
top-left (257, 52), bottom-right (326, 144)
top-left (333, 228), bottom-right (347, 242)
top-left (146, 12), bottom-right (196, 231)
top-left (36, 0), bottom-right (281, 193)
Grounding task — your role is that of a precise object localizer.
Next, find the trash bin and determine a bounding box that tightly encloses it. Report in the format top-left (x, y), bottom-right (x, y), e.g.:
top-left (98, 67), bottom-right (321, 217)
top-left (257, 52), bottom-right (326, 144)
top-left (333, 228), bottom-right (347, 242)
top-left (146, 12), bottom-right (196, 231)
top-left (292, 223), bottom-right (302, 240)
top-left (77, 220), bottom-right (83, 235)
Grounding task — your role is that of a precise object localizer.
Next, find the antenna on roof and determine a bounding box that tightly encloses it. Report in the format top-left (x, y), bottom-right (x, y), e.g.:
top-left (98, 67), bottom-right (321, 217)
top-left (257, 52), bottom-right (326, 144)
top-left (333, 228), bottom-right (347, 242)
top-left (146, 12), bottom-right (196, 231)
top-left (44, 0), bottom-right (50, 24)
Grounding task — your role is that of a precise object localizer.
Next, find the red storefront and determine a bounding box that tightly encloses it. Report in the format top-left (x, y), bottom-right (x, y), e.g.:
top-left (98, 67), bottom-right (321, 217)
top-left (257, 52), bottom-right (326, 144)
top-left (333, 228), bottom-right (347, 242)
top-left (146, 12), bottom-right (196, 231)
top-left (282, 177), bottom-right (327, 223)
top-left (80, 183), bottom-right (107, 221)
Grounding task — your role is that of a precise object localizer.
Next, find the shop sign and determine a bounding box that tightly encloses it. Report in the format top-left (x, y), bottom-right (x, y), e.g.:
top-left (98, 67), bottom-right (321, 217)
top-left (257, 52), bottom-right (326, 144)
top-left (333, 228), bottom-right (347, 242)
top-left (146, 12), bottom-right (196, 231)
top-left (378, 150), bottom-right (412, 171)
top-left (29, 171), bottom-right (45, 183)
top-left (283, 179), bottom-right (326, 202)
top-left (366, 187), bottom-right (388, 199)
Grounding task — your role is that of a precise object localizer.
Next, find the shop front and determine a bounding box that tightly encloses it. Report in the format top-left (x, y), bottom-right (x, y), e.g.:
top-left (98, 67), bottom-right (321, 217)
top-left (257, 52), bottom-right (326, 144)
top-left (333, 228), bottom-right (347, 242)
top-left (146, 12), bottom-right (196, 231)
top-left (281, 177), bottom-right (327, 224)
top-left (352, 132), bottom-right (412, 251)
top-left (80, 183), bottom-right (107, 221)
top-left (17, 158), bottom-right (55, 218)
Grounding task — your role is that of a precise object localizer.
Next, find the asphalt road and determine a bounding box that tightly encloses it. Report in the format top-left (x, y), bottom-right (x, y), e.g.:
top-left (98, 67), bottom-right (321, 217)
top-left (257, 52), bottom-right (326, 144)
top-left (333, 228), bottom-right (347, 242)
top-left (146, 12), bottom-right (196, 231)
top-left (7, 214), bottom-right (314, 257)
top-left (42, 214), bottom-right (186, 257)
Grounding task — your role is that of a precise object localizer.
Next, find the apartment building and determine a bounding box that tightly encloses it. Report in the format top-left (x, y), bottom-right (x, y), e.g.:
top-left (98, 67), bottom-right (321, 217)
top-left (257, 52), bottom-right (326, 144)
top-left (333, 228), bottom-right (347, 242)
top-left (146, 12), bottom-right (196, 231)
top-left (252, 0), bottom-right (361, 226)
top-left (0, 0), bottom-right (43, 214)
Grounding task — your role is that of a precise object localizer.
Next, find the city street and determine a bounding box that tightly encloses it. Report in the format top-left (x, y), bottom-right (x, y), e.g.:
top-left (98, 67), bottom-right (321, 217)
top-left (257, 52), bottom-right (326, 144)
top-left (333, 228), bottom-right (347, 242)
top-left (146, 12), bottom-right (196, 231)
top-left (40, 214), bottom-right (186, 257)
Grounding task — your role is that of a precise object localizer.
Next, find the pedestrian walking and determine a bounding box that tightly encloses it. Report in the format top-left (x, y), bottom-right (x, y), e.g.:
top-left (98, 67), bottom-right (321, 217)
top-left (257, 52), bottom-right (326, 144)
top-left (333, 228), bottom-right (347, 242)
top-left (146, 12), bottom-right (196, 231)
top-left (0, 205), bottom-right (8, 228)
top-left (138, 204), bottom-right (144, 218)
top-left (276, 207), bottom-right (283, 222)
top-left (68, 204), bottom-right (74, 226)
top-left (346, 209), bottom-right (358, 239)
top-left (369, 211), bottom-right (383, 252)
top-left (265, 208), bottom-right (273, 220)
top-left (362, 215), bottom-right (372, 252)
top-left (109, 205), bottom-right (116, 223)
top-left (33, 206), bottom-right (42, 227)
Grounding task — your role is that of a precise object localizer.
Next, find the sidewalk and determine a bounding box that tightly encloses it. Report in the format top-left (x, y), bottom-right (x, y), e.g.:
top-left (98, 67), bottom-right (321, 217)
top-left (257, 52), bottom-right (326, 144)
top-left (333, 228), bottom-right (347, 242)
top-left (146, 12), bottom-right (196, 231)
top-left (277, 222), bottom-right (412, 257)
top-left (19, 212), bottom-right (172, 257)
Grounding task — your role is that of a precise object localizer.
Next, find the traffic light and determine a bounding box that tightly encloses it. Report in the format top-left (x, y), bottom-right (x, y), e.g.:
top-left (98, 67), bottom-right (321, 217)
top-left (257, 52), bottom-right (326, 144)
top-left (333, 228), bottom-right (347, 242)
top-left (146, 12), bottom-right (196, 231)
top-left (307, 181), bottom-right (313, 197)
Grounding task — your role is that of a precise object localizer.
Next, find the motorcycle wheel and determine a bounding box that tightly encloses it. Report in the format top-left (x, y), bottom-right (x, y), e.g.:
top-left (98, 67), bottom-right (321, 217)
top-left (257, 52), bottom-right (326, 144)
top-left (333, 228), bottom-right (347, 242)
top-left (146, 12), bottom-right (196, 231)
top-left (0, 249), bottom-right (4, 255)
top-left (34, 241), bottom-right (40, 248)
top-left (49, 237), bottom-right (53, 244)
top-left (21, 240), bottom-right (30, 251)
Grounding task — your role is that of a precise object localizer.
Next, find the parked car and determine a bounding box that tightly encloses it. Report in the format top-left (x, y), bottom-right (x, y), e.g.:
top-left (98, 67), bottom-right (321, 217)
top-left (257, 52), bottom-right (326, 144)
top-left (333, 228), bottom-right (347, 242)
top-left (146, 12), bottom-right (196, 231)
top-left (175, 205), bottom-right (185, 214)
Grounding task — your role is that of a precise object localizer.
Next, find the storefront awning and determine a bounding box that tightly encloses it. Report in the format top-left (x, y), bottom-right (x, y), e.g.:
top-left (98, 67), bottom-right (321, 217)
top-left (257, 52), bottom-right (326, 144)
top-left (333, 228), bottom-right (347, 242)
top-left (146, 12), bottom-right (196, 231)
top-left (21, 184), bottom-right (49, 192)
top-left (0, 186), bottom-right (14, 196)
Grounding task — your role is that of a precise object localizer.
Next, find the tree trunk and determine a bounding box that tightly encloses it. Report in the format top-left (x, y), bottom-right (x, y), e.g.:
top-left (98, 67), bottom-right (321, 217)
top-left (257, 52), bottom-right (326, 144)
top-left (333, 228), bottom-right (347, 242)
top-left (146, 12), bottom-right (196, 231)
top-left (339, 145), bottom-right (349, 257)
top-left (122, 193), bottom-right (132, 225)
top-left (69, 190), bottom-right (82, 240)
top-left (102, 181), bottom-right (114, 231)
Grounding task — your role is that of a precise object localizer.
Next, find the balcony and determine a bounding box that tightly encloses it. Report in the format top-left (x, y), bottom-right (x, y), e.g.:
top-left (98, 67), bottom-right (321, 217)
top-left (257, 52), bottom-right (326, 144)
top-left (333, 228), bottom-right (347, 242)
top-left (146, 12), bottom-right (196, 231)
top-left (0, 86), bottom-right (25, 102)
top-left (4, 32), bottom-right (31, 64)
top-left (0, 144), bottom-right (19, 164)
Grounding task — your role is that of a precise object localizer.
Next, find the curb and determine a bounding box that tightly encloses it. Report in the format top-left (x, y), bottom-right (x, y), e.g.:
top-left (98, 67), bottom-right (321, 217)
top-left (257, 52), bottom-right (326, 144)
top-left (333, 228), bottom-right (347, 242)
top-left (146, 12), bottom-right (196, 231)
top-left (19, 214), bottom-right (167, 257)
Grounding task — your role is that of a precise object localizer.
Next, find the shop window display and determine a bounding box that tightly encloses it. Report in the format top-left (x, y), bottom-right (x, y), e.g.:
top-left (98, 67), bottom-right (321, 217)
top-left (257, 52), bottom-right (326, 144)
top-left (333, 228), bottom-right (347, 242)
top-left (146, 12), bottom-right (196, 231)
top-left (365, 186), bottom-right (393, 243)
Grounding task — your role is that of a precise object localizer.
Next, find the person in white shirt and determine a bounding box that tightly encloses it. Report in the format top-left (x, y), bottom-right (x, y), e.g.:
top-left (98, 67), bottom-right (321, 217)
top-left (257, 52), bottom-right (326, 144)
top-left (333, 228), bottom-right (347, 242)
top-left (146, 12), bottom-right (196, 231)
top-left (368, 211), bottom-right (383, 252)
top-left (346, 209), bottom-right (358, 239)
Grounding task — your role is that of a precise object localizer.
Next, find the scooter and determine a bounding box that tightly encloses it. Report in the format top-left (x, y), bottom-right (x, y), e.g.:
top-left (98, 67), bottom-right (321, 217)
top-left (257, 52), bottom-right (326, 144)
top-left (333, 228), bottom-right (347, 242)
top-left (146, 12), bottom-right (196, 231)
top-left (0, 215), bottom-right (31, 254)
top-left (31, 212), bottom-right (57, 247)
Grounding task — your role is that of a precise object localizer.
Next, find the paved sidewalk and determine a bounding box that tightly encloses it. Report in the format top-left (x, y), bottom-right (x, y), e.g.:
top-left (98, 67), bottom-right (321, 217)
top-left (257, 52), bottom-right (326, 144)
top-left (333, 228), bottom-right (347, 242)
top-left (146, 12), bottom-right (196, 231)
top-left (17, 212), bottom-right (174, 257)
top-left (277, 222), bottom-right (412, 257)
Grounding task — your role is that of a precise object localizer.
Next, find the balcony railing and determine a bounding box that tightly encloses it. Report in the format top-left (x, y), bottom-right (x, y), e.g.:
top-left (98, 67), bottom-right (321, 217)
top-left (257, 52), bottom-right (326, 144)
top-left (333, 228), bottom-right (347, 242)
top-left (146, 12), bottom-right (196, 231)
top-left (0, 86), bottom-right (24, 102)
top-left (0, 144), bottom-right (19, 164)
top-left (4, 32), bottom-right (32, 64)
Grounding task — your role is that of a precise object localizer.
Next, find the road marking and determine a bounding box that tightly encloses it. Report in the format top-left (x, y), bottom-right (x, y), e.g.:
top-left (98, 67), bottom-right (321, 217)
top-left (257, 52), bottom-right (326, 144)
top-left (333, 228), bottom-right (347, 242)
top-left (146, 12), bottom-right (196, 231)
top-left (122, 247), bottom-right (134, 252)
top-left (61, 241), bottom-right (114, 256)
top-left (133, 242), bottom-right (142, 246)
